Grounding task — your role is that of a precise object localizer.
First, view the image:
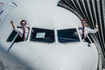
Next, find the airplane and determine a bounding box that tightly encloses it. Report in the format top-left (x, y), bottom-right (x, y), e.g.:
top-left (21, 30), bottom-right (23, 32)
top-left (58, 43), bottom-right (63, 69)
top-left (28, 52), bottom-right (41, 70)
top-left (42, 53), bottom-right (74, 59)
top-left (0, 0), bottom-right (98, 70)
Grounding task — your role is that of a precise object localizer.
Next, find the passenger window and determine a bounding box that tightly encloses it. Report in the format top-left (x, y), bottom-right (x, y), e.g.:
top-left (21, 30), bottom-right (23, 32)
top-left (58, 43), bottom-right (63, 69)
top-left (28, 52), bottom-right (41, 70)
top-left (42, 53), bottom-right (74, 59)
top-left (30, 28), bottom-right (55, 43)
top-left (57, 28), bottom-right (80, 43)
top-left (7, 27), bottom-right (30, 42)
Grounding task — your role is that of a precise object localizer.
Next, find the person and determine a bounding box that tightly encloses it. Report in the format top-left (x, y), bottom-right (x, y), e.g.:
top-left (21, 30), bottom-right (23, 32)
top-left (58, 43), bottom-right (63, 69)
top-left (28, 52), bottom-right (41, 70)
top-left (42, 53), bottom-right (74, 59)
top-left (10, 19), bottom-right (29, 41)
top-left (78, 19), bottom-right (98, 43)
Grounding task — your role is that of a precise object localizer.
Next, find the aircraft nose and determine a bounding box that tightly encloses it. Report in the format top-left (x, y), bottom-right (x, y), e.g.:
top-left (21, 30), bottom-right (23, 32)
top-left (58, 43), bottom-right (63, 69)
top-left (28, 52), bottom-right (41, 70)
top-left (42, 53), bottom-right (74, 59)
top-left (31, 54), bottom-right (84, 70)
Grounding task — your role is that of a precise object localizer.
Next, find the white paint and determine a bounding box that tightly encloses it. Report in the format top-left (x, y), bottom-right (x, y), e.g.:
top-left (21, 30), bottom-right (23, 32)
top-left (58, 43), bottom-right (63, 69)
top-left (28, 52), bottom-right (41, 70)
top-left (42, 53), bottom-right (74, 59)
top-left (0, 0), bottom-right (98, 70)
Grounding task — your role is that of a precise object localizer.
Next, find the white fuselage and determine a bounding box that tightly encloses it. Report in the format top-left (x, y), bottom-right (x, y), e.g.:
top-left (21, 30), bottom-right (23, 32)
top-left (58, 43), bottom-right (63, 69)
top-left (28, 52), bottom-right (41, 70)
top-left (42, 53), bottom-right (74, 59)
top-left (0, 0), bottom-right (98, 70)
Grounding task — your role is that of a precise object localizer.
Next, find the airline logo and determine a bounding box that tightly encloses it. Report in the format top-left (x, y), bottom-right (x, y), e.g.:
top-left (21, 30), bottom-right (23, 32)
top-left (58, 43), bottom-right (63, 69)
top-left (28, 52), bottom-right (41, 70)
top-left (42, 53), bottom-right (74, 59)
top-left (0, 8), bottom-right (2, 11)
top-left (0, 19), bottom-right (1, 22)
top-left (0, 10), bottom-right (4, 15)
top-left (0, 2), bottom-right (4, 8)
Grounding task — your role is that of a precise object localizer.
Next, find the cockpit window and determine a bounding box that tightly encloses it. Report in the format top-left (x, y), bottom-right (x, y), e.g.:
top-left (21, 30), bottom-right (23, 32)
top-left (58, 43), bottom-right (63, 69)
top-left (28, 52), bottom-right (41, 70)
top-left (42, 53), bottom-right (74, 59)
top-left (7, 27), bottom-right (30, 42)
top-left (57, 28), bottom-right (80, 43)
top-left (7, 30), bottom-right (17, 42)
top-left (30, 28), bottom-right (55, 43)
